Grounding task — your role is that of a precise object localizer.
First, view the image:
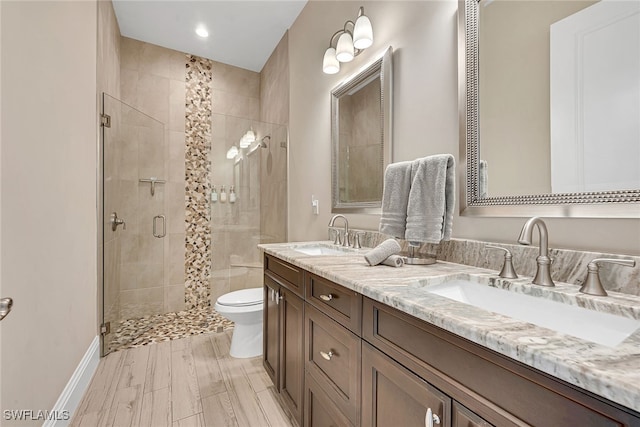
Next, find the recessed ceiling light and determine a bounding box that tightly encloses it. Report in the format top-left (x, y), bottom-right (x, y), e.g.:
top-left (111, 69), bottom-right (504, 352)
top-left (195, 27), bottom-right (209, 38)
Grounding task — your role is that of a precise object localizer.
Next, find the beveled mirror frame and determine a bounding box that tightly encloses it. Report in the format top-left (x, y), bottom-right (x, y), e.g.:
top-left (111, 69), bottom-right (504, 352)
top-left (331, 47), bottom-right (393, 214)
top-left (458, 0), bottom-right (640, 218)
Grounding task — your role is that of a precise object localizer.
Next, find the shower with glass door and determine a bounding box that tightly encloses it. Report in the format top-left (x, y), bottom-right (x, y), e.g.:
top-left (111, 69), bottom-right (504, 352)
top-left (101, 93), bottom-right (167, 354)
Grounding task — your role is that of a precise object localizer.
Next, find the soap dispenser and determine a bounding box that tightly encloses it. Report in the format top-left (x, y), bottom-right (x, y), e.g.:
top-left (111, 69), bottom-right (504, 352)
top-left (211, 185), bottom-right (218, 203)
top-left (229, 185), bottom-right (236, 203)
top-left (220, 185), bottom-right (227, 203)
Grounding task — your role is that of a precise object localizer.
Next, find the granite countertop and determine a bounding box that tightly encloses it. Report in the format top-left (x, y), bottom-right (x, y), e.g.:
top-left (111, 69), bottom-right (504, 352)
top-left (259, 241), bottom-right (640, 413)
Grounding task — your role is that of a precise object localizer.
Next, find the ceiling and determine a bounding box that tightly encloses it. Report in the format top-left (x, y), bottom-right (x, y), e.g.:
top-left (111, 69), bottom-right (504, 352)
top-left (112, 1), bottom-right (308, 72)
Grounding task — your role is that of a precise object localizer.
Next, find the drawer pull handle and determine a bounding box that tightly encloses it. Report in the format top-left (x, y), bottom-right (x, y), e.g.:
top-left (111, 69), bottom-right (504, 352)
top-left (425, 408), bottom-right (440, 427)
top-left (320, 350), bottom-right (334, 361)
top-left (319, 294), bottom-right (334, 301)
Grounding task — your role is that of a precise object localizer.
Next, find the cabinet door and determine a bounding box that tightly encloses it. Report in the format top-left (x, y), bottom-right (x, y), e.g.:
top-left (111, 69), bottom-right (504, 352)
top-left (263, 276), bottom-right (280, 388)
top-left (362, 342), bottom-right (451, 427)
top-left (280, 286), bottom-right (305, 425)
top-left (452, 402), bottom-right (493, 427)
top-left (305, 374), bottom-right (354, 427)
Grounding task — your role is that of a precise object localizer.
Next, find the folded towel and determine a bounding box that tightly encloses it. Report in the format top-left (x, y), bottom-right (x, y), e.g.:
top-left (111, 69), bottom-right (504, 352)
top-left (405, 154), bottom-right (456, 244)
top-left (382, 255), bottom-right (404, 267)
top-left (364, 239), bottom-right (401, 266)
top-left (379, 161), bottom-right (413, 239)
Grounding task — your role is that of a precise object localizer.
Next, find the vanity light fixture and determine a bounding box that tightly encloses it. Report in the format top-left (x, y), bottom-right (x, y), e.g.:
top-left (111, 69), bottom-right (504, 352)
top-left (322, 7), bottom-right (373, 74)
top-left (226, 145), bottom-right (239, 159)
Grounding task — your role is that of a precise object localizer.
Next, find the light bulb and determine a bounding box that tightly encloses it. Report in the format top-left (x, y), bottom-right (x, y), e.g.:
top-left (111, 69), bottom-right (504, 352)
top-left (323, 47), bottom-right (340, 74)
top-left (195, 27), bottom-right (209, 38)
top-left (353, 15), bottom-right (373, 49)
top-left (226, 145), bottom-right (238, 159)
top-left (335, 32), bottom-right (354, 63)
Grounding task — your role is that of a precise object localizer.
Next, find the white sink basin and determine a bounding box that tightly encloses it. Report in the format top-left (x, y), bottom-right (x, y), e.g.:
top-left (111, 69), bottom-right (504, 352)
top-left (424, 279), bottom-right (640, 347)
top-left (291, 244), bottom-right (353, 256)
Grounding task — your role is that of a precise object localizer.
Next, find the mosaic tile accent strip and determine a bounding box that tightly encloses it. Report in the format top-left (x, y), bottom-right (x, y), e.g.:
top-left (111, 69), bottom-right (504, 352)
top-left (108, 308), bottom-right (233, 352)
top-left (185, 55), bottom-right (213, 309)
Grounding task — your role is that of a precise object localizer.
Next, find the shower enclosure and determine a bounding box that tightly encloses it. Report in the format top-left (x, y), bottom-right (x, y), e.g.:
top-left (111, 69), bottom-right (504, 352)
top-left (100, 95), bottom-right (288, 356)
top-left (101, 93), bottom-right (167, 354)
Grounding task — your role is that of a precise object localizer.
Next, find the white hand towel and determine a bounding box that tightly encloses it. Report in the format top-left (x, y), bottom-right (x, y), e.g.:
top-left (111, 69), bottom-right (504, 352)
top-left (364, 239), bottom-right (402, 266)
top-left (405, 154), bottom-right (456, 244)
top-left (379, 161), bottom-right (413, 239)
top-left (382, 255), bottom-right (404, 267)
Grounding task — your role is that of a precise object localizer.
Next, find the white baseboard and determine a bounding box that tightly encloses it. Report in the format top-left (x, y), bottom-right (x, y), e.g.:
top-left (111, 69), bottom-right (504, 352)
top-left (43, 336), bottom-right (100, 427)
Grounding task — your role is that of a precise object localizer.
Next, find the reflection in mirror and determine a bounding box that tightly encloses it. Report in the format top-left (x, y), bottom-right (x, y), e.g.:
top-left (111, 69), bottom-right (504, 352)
top-left (459, 0), bottom-right (640, 217)
top-left (332, 47), bottom-right (393, 213)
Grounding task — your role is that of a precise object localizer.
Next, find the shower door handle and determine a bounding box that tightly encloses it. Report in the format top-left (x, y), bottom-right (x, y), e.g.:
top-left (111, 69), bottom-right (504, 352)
top-left (153, 215), bottom-right (166, 238)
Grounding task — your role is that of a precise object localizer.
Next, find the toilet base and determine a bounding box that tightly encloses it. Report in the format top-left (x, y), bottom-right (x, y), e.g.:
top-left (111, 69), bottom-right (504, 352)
top-left (229, 321), bottom-right (263, 358)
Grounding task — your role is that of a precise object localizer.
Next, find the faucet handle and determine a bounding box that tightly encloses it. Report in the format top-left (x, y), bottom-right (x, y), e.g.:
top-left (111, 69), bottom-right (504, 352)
top-left (331, 228), bottom-right (342, 246)
top-left (486, 245), bottom-right (518, 279)
top-left (579, 258), bottom-right (636, 296)
top-left (351, 232), bottom-right (363, 249)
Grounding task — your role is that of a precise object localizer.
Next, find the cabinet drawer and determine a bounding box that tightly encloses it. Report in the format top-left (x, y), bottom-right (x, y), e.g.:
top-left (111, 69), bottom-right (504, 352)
top-left (362, 341), bottom-right (450, 427)
top-left (305, 273), bottom-right (362, 334)
top-left (304, 374), bottom-right (354, 427)
top-left (305, 303), bottom-right (361, 425)
top-left (265, 254), bottom-right (304, 296)
top-left (363, 297), bottom-right (639, 427)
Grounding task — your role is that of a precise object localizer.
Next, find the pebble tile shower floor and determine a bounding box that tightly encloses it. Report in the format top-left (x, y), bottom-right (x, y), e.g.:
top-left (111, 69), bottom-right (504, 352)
top-left (108, 308), bottom-right (234, 352)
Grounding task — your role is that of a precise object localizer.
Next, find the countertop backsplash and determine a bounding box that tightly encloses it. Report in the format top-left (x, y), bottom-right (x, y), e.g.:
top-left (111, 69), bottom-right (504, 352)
top-left (337, 229), bottom-right (640, 297)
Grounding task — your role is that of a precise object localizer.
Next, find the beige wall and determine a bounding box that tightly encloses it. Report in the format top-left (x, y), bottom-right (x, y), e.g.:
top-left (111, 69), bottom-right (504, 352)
top-left (0, 0), bottom-right (98, 422)
top-left (288, 0), bottom-right (640, 256)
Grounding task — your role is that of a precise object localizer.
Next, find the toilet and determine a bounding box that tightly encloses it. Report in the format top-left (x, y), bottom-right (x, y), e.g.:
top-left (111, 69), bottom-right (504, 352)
top-left (214, 287), bottom-right (263, 358)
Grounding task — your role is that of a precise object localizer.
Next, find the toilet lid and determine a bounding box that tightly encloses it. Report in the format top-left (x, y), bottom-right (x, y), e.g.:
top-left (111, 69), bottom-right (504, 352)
top-left (217, 288), bottom-right (263, 307)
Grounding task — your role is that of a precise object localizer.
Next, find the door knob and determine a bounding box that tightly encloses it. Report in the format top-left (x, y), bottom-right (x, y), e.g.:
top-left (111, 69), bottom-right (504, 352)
top-left (0, 297), bottom-right (14, 321)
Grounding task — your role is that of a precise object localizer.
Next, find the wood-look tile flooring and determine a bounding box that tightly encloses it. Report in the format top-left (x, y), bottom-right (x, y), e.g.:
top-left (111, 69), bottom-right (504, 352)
top-left (72, 330), bottom-right (296, 427)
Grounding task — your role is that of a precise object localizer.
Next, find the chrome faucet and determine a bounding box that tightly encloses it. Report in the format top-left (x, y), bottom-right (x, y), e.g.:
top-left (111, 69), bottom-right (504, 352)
top-left (517, 217), bottom-right (555, 287)
top-left (328, 214), bottom-right (349, 247)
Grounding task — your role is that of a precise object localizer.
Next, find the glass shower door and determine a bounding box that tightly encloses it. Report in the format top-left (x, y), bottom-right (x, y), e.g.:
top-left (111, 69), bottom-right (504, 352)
top-left (102, 93), bottom-right (166, 354)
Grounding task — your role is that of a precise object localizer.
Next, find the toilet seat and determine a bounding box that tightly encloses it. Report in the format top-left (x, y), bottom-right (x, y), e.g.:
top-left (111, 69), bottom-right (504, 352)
top-left (216, 288), bottom-right (263, 307)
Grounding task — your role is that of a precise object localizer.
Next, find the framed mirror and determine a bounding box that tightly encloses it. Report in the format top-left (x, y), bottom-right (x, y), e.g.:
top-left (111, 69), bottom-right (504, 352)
top-left (459, 0), bottom-right (640, 217)
top-left (331, 47), bottom-right (393, 213)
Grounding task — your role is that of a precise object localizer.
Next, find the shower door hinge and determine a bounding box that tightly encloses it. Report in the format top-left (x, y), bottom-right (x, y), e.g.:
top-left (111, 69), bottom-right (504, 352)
top-left (100, 322), bottom-right (111, 335)
top-left (100, 114), bottom-right (111, 128)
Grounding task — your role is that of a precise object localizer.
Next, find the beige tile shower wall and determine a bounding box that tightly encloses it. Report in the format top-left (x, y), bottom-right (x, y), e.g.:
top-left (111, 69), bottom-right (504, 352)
top-left (97, 0), bottom-right (121, 342)
top-left (120, 37), bottom-right (186, 315)
top-left (210, 62), bottom-right (262, 303)
top-left (259, 32), bottom-right (289, 245)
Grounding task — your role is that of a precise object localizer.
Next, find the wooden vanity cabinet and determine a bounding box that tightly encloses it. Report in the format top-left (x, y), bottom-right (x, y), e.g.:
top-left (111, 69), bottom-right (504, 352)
top-left (264, 255), bottom-right (640, 427)
top-left (362, 297), bottom-right (640, 427)
top-left (263, 255), bottom-right (305, 426)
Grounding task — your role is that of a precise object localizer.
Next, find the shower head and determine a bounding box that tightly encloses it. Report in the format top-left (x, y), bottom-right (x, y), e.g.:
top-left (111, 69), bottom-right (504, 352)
top-left (247, 136), bottom-right (269, 156)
